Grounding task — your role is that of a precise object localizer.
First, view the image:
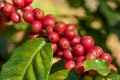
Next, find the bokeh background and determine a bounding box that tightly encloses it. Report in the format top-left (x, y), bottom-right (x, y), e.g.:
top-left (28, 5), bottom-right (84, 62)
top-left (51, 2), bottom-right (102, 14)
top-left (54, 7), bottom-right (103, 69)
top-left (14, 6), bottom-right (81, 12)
top-left (0, 0), bottom-right (120, 71)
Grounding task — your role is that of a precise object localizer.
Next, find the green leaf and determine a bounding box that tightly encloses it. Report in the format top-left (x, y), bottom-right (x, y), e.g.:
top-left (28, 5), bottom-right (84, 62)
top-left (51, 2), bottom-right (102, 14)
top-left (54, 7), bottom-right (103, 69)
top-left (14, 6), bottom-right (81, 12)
top-left (49, 70), bottom-right (81, 80)
top-left (107, 74), bottom-right (120, 80)
top-left (0, 38), bottom-right (53, 80)
top-left (84, 58), bottom-right (110, 76)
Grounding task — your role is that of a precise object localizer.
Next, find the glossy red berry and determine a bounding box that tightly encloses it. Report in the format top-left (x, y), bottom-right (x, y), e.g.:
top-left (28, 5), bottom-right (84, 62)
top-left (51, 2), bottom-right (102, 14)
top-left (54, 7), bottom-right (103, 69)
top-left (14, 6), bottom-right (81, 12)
top-left (33, 8), bottom-right (40, 13)
top-left (31, 20), bottom-right (42, 33)
top-left (10, 12), bottom-right (20, 23)
top-left (94, 46), bottom-right (104, 56)
top-left (86, 53), bottom-right (96, 60)
top-left (59, 38), bottom-right (70, 49)
top-left (23, 11), bottom-right (34, 23)
top-left (75, 62), bottom-right (85, 75)
top-left (71, 36), bottom-right (81, 46)
top-left (28, 32), bottom-right (40, 39)
top-left (65, 30), bottom-right (76, 40)
top-left (0, 2), bottom-right (5, 10)
top-left (88, 70), bottom-right (98, 76)
top-left (34, 9), bottom-right (44, 20)
top-left (56, 49), bottom-right (63, 57)
top-left (3, 3), bottom-right (14, 15)
top-left (52, 43), bottom-right (57, 53)
top-left (24, 0), bottom-right (33, 6)
top-left (100, 53), bottom-right (112, 63)
top-left (22, 5), bottom-right (33, 12)
top-left (48, 32), bottom-right (60, 43)
top-left (76, 56), bottom-right (85, 63)
top-left (46, 14), bottom-right (55, 20)
top-left (63, 49), bottom-right (73, 60)
top-left (66, 23), bottom-right (76, 31)
top-left (81, 36), bottom-right (94, 50)
top-left (55, 22), bottom-right (66, 35)
top-left (42, 16), bottom-right (55, 28)
top-left (13, 0), bottom-right (24, 8)
top-left (64, 60), bottom-right (75, 70)
top-left (86, 48), bottom-right (100, 58)
top-left (73, 44), bottom-right (84, 56)
top-left (46, 26), bottom-right (53, 34)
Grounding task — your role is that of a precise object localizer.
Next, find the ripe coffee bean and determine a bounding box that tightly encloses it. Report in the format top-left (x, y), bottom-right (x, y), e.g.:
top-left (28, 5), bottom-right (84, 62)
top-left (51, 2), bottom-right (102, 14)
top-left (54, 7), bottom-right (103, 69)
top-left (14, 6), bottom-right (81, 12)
top-left (0, 2), bottom-right (5, 10)
top-left (46, 26), bottom-right (53, 34)
top-left (63, 49), bottom-right (73, 60)
top-left (56, 49), bottom-right (63, 57)
top-left (10, 12), bottom-right (20, 23)
top-left (52, 43), bottom-right (57, 53)
top-left (31, 20), bottom-right (42, 33)
top-left (3, 3), bottom-right (14, 15)
top-left (42, 16), bottom-right (55, 28)
top-left (76, 56), bottom-right (85, 63)
top-left (73, 44), bottom-right (84, 56)
top-left (100, 53), bottom-right (112, 63)
top-left (65, 30), bottom-right (76, 40)
top-left (86, 53), bottom-right (96, 60)
top-left (94, 46), bottom-right (104, 56)
top-left (86, 48), bottom-right (100, 58)
top-left (33, 8), bottom-right (40, 13)
top-left (64, 60), bottom-right (75, 70)
top-left (23, 11), bottom-right (34, 23)
top-left (55, 22), bottom-right (66, 35)
top-left (34, 9), bottom-right (44, 20)
top-left (81, 36), bottom-right (94, 50)
top-left (22, 5), bottom-right (33, 12)
top-left (13, 0), bottom-right (24, 8)
top-left (71, 36), bottom-right (81, 46)
top-left (88, 70), bottom-right (98, 76)
top-left (46, 14), bottom-right (55, 20)
top-left (48, 32), bottom-right (60, 43)
top-left (28, 32), bottom-right (40, 39)
top-left (75, 62), bottom-right (85, 75)
top-left (24, 0), bottom-right (33, 6)
top-left (59, 38), bottom-right (70, 49)
top-left (66, 23), bottom-right (75, 31)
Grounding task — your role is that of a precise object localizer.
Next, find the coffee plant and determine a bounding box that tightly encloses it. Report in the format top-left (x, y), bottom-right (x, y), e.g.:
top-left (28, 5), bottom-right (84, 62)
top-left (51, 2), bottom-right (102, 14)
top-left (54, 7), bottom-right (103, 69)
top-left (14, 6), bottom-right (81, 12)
top-left (0, 0), bottom-right (120, 80)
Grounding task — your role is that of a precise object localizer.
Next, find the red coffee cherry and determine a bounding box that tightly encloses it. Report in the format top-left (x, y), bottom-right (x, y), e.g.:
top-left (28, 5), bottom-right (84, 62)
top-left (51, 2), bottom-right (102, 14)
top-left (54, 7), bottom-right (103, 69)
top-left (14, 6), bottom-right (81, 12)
top-left (59, 38), bottom-right (70, 50)
top-left (22, 5), bottom-right (33, 12)
top-left (0, 2), bottom-right (5, 10)
top-left (63, 49), bottom-right (73, 60)
top-left (3, 3), bottom-right (14, 15)
top-left (34, 9), bottom-right (44, 20)
top-left (71, 36), bottom-right (81, 46)
top-left (33, 8), bottom-right (40, 13)
top-left (65, 30), bottom-right (76, 40)
top-left (88, 70), bottom-right (98, 76)
top-left (46, 14), bottom-right (55, 20)
top-left (55, 22), bottom-right (66, 35)
top-left (66, 23), bottom-right (75, 31)
top-left (75, 62), bottom-right (85, 75)
top-left (100, 53), bottom-right (112, 63)
top-left (52, 43), bottom-right (57, 53)
top-left (86, 53), bottom-right (96, 60)
top-left (81, 36), bottom-right (94, 50)
top-left (46, 26), bottom-right (53, 34)
top-left (42, 15), bottom-right (55, 28)
top-left (28, 32), bottom-right (40, 39)
top-left (31, 20), bottom-right (42, 33)
top-left (56, 49), bottom-right (63, 57)
top-left (64, 60), bottom-right (75, 70)
top-left (23, 11), bottom-right (34, 23)
top-left (94, 46), bottom-right (104, 57)
top-left (13, 0), bottom-right (24, 8)
top-left (10, 12), bottom-right (20, 23)
top-left (73, 44), bottom-right (84, 56)
top-left (48, 32), bottom-right (60, 43)
top-left (76, 56), bottom-right (85, 63)
top-left (24, 0), bottom-right (33, 6)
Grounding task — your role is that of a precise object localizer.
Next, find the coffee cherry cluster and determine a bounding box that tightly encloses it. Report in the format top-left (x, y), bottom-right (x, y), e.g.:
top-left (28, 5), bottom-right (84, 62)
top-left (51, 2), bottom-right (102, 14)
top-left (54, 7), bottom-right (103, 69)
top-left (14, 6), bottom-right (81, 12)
top-left (0, 0), bottom-right (117, 77)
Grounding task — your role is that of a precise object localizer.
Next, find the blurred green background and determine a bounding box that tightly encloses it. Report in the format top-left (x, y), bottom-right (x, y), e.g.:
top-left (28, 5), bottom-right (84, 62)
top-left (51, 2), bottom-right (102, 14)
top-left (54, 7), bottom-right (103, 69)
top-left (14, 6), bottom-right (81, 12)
top-left (0, 0), bottom-right (120, 70)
